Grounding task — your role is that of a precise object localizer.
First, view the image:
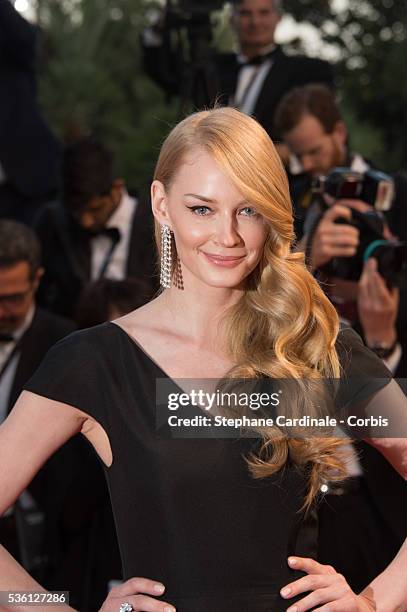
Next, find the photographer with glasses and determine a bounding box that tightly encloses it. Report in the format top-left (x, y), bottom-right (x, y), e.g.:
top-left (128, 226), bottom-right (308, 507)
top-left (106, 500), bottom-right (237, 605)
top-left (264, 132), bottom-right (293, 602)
top-left (0, 220), bottom-right (75, 587)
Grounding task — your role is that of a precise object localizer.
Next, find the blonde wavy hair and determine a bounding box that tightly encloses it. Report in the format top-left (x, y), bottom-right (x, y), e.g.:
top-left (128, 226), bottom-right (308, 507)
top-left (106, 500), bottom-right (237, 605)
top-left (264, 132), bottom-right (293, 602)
top-left (153, 107), bottom-right (348, 509)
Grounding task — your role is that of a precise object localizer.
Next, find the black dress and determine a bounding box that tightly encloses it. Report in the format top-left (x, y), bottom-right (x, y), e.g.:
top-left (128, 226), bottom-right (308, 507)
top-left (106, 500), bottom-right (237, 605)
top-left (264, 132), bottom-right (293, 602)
top-left (24, 322), bottom-right (394, 611)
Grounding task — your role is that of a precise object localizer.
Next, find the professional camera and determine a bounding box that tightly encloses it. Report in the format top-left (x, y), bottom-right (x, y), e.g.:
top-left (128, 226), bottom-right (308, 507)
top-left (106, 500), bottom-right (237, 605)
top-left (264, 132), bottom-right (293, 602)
top-left (165, 0), bottom-right (225, 30)
top-left (170, 0), bottom-right (225, 18)
top-left (161, 0), bottom-right (225, 108)
top-left (316, 167), bottom-right (395, 212)
top-left (313, 167), bottom-right (407, 286)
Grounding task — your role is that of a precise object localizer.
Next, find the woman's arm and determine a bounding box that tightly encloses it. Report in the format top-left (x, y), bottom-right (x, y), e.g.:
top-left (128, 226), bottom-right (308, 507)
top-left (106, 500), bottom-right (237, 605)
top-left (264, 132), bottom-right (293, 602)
top-left (280, 538), bottom-right (407, 611)
top-left (0, 392), bottom-right (176, 612)
top-left (366, 436), bottom-right (407, 481)
top-left (361, 379), bottom-right (407, 480)
top-left (0, 391), bottom-right (86, 610)
top-left (362, 537), bottom-right (407, 611)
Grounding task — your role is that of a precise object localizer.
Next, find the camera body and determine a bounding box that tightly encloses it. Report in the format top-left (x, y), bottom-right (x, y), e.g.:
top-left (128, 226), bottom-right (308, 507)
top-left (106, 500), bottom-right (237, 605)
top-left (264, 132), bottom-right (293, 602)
top-left (166, 0), bottom-right (224, 26)
top-left (329, 209), bottom-right (405, 285)
top-left (313, 167), bottom-right (407, 286)
top-left (177, 0), bottom-right (224, 13)
top-left (315, 167), bottom-right (394, 212)
top-left (160, 0), bottom-right (225, 108)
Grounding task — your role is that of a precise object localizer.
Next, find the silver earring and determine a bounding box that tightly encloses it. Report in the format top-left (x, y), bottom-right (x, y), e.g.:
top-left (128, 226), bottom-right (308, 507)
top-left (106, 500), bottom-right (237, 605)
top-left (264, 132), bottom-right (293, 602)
top-left (160, 224), bottom-right (172, 288)
top-left (174, 256), bottom-right (184, 290)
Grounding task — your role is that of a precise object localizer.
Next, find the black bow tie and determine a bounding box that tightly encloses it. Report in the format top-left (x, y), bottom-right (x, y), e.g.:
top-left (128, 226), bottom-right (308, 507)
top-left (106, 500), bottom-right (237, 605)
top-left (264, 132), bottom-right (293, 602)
top-left (0, 333), bottom-right (14, 343)
top-left (243, 49), bottom-right (276, 66)
top-left (90, 227), bottom-right (121, 243)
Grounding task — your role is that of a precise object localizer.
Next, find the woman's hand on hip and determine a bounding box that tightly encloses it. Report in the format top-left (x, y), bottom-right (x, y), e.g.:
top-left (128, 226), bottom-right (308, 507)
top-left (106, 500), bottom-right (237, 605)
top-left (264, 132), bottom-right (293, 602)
top-left (280, 557), bottom-right (376, 611)
top-left (99, 577), bottom-right (176, 612)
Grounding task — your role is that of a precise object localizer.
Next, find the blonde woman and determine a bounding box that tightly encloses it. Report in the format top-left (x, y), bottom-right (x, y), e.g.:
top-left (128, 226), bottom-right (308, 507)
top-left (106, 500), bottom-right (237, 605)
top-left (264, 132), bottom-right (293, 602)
top-left (1, 108), bottom-right (406, 612)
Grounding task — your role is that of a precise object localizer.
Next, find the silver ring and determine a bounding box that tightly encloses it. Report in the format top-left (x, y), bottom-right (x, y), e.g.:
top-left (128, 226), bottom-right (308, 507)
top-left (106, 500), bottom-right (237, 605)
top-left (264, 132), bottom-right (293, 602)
top-left (119, 604), bottom-right (134, 612)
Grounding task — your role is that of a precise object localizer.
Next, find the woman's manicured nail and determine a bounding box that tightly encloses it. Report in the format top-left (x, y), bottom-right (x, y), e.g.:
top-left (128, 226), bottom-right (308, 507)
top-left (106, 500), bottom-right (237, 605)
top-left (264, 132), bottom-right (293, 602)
top-left (280, 587), bottom-right (292, 597)
top-left (288, 557), bottom-right (297, 566)
top-left (154, 583), bottom-right (165, 593)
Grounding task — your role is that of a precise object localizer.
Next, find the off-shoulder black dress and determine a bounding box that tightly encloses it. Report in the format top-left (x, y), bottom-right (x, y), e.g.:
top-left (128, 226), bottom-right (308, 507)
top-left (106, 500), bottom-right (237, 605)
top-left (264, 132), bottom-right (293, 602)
top-left (24, 323), bottom-right (392, 611)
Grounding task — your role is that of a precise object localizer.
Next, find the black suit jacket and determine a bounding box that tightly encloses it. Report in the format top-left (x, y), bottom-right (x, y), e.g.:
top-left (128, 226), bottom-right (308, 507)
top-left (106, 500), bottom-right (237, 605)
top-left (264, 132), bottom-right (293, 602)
top-left (35, 197), bottom-right (158, 318)
top-left (0, 0), bottom-right (60, 198)
top-left (215, 47), bottom-right (334, 140)
top-left (143, 43), bottom-right (334, 141)
top-left (1, 307), bottom-right (74, 579)
top-left (6, 307), bottom-right (75, 412)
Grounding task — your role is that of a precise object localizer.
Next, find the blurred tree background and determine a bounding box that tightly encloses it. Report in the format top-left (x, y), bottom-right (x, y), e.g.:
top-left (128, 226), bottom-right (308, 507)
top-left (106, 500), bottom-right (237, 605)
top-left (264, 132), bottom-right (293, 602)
top-left (24, 0), bottom-right (407, 189)
top-left (283, 0), bottom-right (407, 171)
top-left (35, 0), bottom-right (179, 193)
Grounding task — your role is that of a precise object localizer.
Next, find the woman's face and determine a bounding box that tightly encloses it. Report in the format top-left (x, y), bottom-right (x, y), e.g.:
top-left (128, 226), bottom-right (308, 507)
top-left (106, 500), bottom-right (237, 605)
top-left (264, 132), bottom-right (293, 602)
top-left (152, 149), bottom-right (269, 290)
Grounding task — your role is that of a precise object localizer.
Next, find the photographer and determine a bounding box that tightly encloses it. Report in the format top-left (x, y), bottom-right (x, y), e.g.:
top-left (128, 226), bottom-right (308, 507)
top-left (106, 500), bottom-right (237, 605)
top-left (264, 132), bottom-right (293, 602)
top-left (275, 84), bottom-right (407, 374)
top-left (142, 0), bottom-right (334, 140)
top-left (274, 83), bottom-right (407, 592)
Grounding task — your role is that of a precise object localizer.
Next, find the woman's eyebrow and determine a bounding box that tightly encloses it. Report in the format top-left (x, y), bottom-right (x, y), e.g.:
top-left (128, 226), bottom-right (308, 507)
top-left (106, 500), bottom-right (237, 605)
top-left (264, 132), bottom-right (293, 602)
top-left (184, 193), bottom-right (250, 206)
top-left (184, 193), bottom-right (215, 203)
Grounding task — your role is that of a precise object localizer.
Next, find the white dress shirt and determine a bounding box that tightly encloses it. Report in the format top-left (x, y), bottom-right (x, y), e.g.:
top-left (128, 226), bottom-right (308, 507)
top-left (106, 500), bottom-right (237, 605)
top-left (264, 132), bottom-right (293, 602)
top-left (232, 43), bottom-right (276, 116)
top-left (90, 191), bottom-right (137, 281)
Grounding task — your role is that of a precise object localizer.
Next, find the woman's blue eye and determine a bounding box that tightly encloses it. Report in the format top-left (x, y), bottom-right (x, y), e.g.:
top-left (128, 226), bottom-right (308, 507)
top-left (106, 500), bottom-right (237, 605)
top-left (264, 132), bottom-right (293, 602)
top-left (186, 205), bottom-right (258, 217)
top-left (187, 206), bottom-right (211, 215)
top-left (240, 206), bottom-right (258, 216)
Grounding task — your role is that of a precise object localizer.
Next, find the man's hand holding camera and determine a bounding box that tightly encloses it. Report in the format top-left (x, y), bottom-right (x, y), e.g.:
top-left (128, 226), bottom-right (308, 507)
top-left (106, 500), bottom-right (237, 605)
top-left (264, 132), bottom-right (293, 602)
top-left (308, 197), bottom-right (371, 270)
top-left (309, 201), bottom-right (358, 270)
top-left (306, 194), bottom-right (401, 364)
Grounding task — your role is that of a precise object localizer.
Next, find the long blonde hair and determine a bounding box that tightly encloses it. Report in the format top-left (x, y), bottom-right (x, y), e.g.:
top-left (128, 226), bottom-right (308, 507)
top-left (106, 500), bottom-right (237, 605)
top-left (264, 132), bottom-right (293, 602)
top-left (153, 107), bottom-right (348, 509)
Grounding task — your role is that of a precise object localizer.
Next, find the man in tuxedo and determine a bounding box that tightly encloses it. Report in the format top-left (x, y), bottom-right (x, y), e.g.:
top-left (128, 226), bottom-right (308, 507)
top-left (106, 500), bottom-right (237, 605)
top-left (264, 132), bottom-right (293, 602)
top-left (0, 219), bottom-right (122, 610)
top-left (0, 220), bottom-right (75, 415)
top-left (35, 139), bottom-right (157, 319)
top-left (0, 219), bottom-right (75, 576)
top-left (142, 0), bottom-right (334, 142)
top-left (0, 0), bottom-right (60, 224)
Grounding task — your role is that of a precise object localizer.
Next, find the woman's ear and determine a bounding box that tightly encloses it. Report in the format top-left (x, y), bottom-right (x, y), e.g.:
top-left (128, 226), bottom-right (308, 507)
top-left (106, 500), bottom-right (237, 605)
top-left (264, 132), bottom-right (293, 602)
top-left (151, 180), bottom-right (172, 229)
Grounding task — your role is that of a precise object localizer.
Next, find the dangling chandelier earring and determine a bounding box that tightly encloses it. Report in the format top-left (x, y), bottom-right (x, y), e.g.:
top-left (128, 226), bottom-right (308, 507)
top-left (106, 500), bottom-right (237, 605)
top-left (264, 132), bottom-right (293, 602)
top-left (160, 224), bottom-right (172, 288)
top-left (174, 256), bottom-right (184, 290)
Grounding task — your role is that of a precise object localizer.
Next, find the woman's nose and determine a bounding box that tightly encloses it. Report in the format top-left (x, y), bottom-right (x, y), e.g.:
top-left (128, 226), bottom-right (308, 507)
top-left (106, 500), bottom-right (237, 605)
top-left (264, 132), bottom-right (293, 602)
top-left (214, 216), bottom-right (241, 247)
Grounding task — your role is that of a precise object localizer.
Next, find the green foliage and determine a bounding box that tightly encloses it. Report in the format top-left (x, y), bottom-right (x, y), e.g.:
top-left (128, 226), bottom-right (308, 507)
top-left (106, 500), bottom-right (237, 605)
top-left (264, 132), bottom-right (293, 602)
top-left (338, 1), bottom-right (407, 171)
top-left (35, 0), bottom-right (407, 187)
top-left (37, 0), bottom-right (178, 190)
top-left (283, 0), bottom-right (407, 171)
